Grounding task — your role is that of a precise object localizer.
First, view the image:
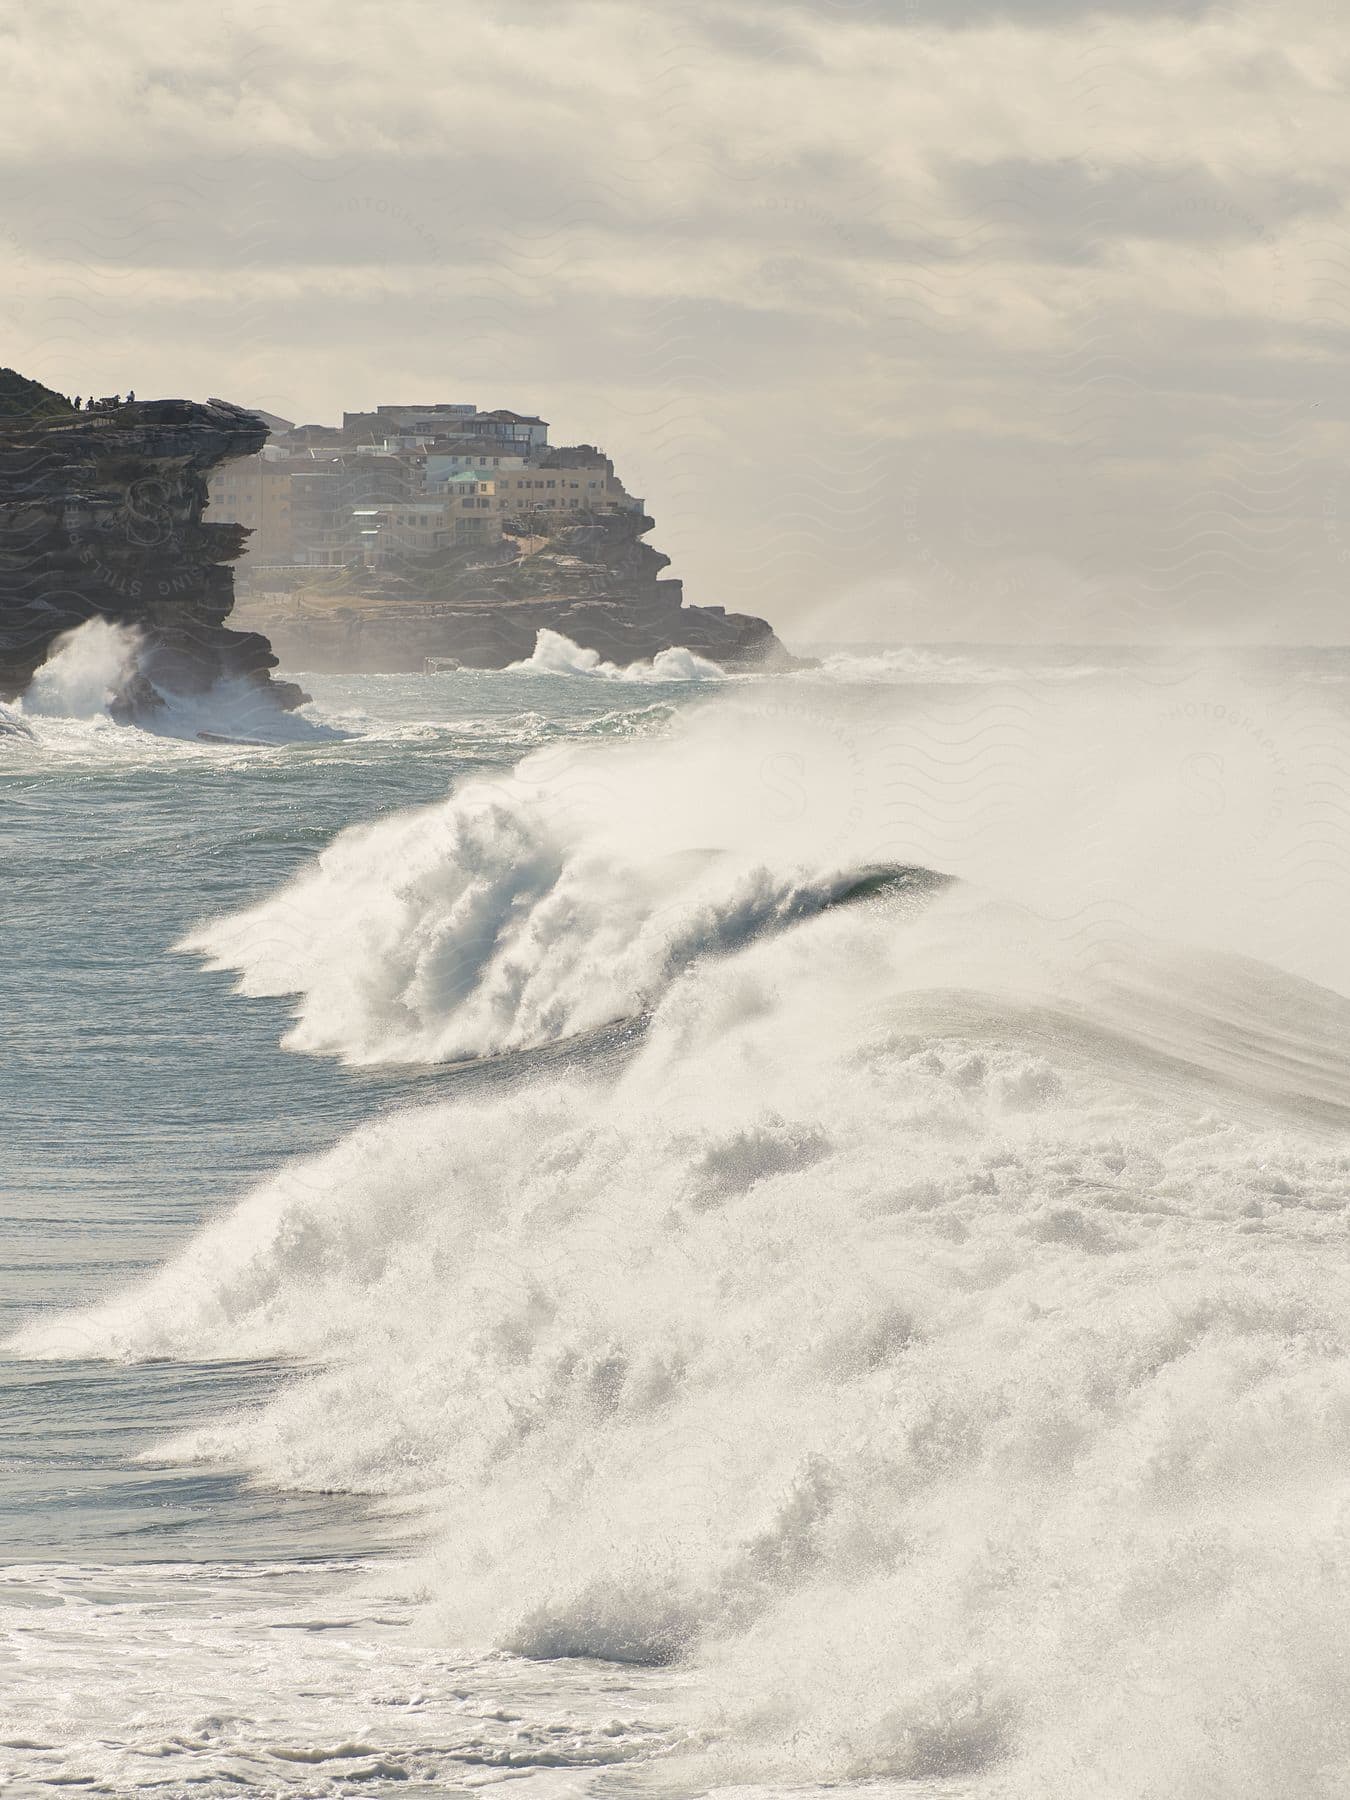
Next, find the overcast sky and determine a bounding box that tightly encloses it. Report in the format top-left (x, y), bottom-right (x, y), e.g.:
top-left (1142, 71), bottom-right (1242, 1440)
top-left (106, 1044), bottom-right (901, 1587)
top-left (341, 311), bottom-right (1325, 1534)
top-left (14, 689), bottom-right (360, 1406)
top-left (3, 0), bottom-right (1348, 643)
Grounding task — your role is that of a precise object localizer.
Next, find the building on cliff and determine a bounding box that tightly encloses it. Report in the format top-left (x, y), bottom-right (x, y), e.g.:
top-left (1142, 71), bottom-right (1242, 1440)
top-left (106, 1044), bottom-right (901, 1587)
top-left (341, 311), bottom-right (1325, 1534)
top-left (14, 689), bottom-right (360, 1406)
top-left (206, 404), bottom-right (636, 571)
top-left (336, 404), bottom-right (548, 452)
top-left (462, 410), bottom-right (549, 450)
top-left (361, 481), bottom-right (504, 563)
top-left (208, 448), bottom-right (295, 562)
top-left (198, 391), bottom-right (796, 672)
top-left (1, 373), bottom-right (795, 694)
top-left (423, 448), bottom-right (529, 482)
top-left (489, 467), bottom-right (611, 511)
top-left (341, 402), bottom-right (477, 443)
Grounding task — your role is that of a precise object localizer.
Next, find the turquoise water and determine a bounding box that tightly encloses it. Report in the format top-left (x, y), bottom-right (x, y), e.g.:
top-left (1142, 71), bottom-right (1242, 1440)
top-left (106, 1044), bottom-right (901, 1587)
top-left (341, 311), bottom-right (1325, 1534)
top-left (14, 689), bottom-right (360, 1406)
top-left (6, 643), bottom-right (1350, 1797)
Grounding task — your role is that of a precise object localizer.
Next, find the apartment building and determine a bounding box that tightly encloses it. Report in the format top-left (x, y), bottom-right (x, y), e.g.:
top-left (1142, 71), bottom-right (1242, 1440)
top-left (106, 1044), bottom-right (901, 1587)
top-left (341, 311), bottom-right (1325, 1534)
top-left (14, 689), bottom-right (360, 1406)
top-left (208, 402), bottom-right (632, 570)
top-left (430, 471), bottom-right (504, 545)
top-left (424, 448), bottom-right (528, 484)
top-left (336, 404), bottom-right (548, 452)
top-left (203, 450), bottom-right (294, 562)
top-left (464, 409), bottom-right (549, 451)
top-left (494, 466), bottom-right (610, 511)
top-left (341, 402), bottom-right (478, 440)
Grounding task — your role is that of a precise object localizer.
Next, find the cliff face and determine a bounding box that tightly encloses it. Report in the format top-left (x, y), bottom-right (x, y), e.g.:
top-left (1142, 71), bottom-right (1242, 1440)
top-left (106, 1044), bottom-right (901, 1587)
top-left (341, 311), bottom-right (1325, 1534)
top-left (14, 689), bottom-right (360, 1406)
top-left (0, 374), bottom-right (305, 711)
top-left (239, 504), bottom-right (796, 674)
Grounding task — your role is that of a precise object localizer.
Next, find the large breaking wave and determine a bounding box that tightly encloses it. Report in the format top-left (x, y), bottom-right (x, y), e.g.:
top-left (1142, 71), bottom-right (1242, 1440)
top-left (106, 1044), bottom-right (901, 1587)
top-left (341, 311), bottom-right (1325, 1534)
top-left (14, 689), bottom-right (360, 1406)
top-left (14, 673), bottom-right (1350, 1795)
top-left (177, 705), bottom-right (948, 1066)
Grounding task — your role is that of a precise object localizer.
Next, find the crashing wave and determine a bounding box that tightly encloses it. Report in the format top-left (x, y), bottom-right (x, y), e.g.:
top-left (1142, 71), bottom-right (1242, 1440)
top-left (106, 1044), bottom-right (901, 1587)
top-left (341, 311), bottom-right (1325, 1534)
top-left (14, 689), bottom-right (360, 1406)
top-left (507, 629), bottom-right (726, 682)
top-left (177, 696), bottom-right (956, 1064)
top-left (15, 670), bottom-right (1350, 1795)
top-left (15, 874), bottom-right (1350, 1792)
top-left (16, 616), bottom-right (339, 746)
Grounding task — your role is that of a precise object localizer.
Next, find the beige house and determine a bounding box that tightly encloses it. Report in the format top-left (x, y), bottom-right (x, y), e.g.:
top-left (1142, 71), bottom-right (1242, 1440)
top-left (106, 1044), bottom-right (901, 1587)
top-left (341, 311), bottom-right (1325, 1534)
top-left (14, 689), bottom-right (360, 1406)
top-left (368, 483), bottom-right (503, 561)
top-left (495, 466), bottom-right (611, 512)
top-left (436, 470), bottom-right (505, 538)
top-left (427, 460), bottom-right (616, 514)
top-left (204, 451), bottom-right (294, 563)
top-left (206, 412), bottom-right (638, 574)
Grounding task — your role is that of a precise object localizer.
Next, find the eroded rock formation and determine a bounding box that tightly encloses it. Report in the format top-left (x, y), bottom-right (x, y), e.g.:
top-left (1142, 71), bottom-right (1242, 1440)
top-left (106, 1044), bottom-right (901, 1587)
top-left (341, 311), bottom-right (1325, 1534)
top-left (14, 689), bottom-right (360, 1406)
top-left (241, 503), bottom-right (796, 674)
top-left (0, 371), bottom-right (305, 711)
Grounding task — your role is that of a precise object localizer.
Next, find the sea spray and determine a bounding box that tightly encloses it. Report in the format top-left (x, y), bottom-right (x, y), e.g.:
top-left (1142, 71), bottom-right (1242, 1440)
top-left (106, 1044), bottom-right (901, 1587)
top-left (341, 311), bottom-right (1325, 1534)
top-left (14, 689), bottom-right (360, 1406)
top-left (15, 615), bottom-right (336, 747)
top-left (178, 672), bottom-right (1350, 1067)
top-left (23, 617), bottom-right (143, 719)
top-left (13, 668), bottom-right (1350, 1796)
top-left (175, 694), bottom-right (916, 1064)
top-left (507, 628), bottom-right (726, 682)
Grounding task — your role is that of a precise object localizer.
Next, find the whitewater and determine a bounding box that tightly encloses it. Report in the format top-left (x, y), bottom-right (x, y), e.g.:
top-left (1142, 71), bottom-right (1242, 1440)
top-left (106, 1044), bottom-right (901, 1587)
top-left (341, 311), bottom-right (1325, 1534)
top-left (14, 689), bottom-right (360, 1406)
top-left (5, 625), bottom-right (1350, 1798)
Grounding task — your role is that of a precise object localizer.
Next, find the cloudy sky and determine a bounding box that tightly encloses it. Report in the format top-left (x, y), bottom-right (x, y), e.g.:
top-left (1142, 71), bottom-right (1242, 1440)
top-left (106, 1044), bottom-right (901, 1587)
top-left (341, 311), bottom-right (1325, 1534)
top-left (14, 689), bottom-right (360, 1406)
top-left (3, 0), bottom-right (1347, 642)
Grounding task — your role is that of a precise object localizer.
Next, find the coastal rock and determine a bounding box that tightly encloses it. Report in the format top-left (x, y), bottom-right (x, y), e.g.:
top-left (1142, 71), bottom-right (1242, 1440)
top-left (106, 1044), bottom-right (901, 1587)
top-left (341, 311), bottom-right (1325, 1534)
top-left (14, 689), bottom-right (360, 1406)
top-left (0, 371), bottom-right (306, 712)
top-left (237, 504), bottom-right (798, 674)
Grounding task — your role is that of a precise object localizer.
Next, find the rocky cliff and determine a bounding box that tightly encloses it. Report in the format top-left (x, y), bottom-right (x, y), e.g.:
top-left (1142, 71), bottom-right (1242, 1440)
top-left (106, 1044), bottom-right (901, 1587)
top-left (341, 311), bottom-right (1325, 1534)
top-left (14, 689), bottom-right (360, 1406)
top-left (238, 501), bottom-right (796, 675)
top-left (0, 371), bottom-right (305, 711)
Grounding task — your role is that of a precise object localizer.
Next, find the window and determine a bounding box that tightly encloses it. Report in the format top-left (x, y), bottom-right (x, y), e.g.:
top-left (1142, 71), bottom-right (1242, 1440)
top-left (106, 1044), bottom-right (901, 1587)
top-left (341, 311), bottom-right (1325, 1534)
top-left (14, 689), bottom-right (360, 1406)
top-left (547, 480), bottom-right (556, 488)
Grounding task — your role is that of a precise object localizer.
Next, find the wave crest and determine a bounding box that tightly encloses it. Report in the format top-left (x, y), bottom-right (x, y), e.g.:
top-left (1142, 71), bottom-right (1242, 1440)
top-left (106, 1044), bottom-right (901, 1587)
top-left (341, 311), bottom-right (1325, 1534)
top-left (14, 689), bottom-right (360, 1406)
top-left (179, 703), bottom-right (941, 1066)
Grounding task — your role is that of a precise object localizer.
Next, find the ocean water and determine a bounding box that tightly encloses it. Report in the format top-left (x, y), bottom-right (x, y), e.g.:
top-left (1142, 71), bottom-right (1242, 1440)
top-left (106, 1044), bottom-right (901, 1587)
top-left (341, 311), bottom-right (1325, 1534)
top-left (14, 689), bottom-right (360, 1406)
top-left (5, 628), bottom-right (1350, 1797)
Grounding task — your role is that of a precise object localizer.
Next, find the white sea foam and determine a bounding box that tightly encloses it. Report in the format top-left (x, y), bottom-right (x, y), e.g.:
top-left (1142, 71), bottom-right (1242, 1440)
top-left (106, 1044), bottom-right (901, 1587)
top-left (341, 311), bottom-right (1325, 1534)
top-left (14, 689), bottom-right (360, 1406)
top-left (13, 615), bottom-right (338, 751)
top-left (14, 669), bottom-right (1350, 1796)
top-left (22, 617), bottom-right (143, 718)
top-left (144, 673), bottom-right (340, 745)
top-left (178, 671), bottom-right (1350, 1066)
top-left (176, 694), bottom-right (935, 1065)
top-left (508, 628), bottom-right (726, 682)
top-left (0, 1561), bottom-right (674, 1793)
top-left (17, 883), bottom-right (1350, 1794)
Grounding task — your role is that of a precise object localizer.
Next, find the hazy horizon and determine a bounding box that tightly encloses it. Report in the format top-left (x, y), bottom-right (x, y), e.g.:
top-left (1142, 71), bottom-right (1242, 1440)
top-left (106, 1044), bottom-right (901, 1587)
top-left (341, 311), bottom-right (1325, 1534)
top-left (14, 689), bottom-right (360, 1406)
top-left (4, 0), bottom-right (1347, 644)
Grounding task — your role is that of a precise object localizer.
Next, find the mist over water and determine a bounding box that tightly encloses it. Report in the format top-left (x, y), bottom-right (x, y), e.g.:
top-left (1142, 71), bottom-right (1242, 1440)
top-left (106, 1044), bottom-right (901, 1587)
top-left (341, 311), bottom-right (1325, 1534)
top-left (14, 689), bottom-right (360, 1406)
top-left (8, 645), bottom-right (1350, 1796)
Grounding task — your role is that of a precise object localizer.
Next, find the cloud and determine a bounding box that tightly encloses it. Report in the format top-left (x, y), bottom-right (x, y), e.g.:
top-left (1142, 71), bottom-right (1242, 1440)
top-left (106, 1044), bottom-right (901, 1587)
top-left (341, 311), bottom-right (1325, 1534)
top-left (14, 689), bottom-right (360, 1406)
top-left (943, 156), bottom-right (1339, 258)
top-left (762, 0), bottom-right (1222, 19)
top-left (2, 0), bottom-right (1348, 640)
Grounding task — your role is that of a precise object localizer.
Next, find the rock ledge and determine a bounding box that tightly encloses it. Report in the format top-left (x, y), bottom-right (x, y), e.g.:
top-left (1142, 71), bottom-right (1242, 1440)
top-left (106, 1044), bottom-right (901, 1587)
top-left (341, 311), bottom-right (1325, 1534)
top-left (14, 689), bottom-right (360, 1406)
top-left (0, 373), bottom-right (305, 711)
